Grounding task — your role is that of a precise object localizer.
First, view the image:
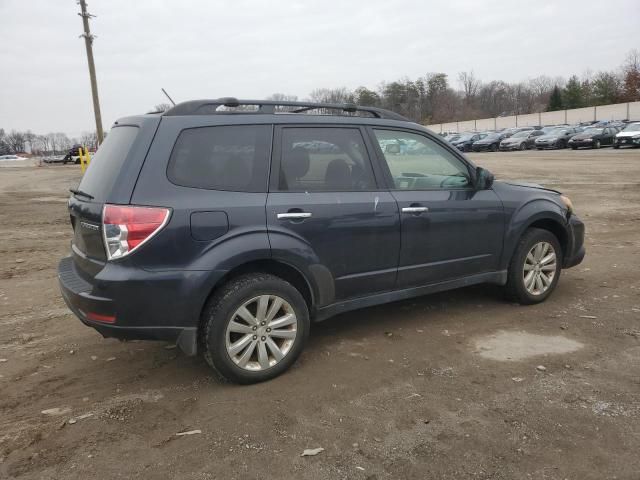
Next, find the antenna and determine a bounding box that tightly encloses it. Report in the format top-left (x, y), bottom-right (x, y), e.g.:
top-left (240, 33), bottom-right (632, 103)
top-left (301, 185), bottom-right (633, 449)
top-left (161, 88), bottom-right (176, 106)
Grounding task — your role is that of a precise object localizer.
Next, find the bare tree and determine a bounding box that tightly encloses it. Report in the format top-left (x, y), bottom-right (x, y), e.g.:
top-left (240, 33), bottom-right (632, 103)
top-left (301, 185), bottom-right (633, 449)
top-left (458, 71), bottom-right (480, 103)
top-left (80, 131), bottom-right (99, 150)
top-left (307, 87), bottom-right (353, 104)
top-left (267, 93), bottom-right (299, 102)
top-left (6, 130), bottom-right (26, 153)
top-left (153, 103), bottom-right (172, 112)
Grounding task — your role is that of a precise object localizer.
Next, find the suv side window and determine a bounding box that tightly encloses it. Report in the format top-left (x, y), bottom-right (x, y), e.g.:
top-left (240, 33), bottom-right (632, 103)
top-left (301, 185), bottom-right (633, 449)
top-left (373, 129), bottom-right (471, 190)
top-left (167, 125), bottom-right (271, 192)
top-left (279, 127), bottom-right (376, 191)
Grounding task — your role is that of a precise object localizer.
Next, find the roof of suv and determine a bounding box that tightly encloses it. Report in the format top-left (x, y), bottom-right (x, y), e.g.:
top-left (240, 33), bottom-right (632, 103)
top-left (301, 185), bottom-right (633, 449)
top-left (162, 97), bottom-right (411, 122)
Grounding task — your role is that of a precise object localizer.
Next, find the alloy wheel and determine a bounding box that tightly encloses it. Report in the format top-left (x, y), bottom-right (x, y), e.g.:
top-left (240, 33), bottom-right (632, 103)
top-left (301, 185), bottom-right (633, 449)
top-left (225, 295), bottom-right (297, 371)
top-left (523, 241), bottom-right (557, 296)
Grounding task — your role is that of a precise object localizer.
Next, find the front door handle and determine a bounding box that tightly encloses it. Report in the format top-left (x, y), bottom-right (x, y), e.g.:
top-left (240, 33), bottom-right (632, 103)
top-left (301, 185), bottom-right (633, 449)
top-left (401, 206), bottom-right (429, 214)
top-left (277, 212), bottom-right (312, 220)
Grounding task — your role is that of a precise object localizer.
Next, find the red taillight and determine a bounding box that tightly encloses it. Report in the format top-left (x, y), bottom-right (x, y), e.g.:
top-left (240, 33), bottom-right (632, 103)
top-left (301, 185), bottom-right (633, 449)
top-left (86, 311), bottom-right (116, 324)
top-left (102, 204), bottom-right (170, 260)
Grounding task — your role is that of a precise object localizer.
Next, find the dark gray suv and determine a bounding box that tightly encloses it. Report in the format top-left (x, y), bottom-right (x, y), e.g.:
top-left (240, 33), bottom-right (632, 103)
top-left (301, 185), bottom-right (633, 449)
top-left (58, 98), bottom-right (585, 383)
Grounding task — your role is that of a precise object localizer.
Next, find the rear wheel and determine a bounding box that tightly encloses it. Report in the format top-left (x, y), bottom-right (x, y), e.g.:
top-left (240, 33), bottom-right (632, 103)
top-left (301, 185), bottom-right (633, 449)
top-left (593, 140), bottom-right (601, 149)
top-left (519, 142), bottom-right (526, 151)
top-left (505, 228), bottom-right (562, 305)
top-left (491, 143), bottom-right (498, 152)
top-left (202, 273), bottom-right (310, 384)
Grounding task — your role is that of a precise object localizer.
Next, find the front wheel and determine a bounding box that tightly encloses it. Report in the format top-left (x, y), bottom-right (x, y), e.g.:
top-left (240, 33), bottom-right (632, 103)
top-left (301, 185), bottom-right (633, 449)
top-left (505, 228), bottom-right (562, 305)
top-left (593, 140), bottom-right (601, 149)
top-left (202, 273), bottom-right (310, 384)
top-left (519, 142), bottom-right (526, 151)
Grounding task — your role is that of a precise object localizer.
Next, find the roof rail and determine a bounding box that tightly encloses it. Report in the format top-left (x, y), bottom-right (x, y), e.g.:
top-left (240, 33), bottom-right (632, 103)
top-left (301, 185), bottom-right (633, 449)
top-left (163, 97), bottom-right (411, 121)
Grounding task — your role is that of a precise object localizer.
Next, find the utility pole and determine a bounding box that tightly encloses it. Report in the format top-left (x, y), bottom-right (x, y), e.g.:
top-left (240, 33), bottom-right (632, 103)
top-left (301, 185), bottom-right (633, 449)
top-left (78, 0), bottom-right (104, 144)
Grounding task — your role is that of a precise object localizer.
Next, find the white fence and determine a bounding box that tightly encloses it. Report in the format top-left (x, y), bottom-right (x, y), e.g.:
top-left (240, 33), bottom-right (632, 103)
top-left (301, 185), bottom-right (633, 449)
top-left (426, 101), bottom-right (640, 133)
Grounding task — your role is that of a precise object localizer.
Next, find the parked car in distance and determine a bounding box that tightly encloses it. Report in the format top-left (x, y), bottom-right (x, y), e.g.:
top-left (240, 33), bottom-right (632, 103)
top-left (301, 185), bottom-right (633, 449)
top-left (614, 122), bottom-right (640, 149)
top-left (502, 127), bottom-right (534, 138)
top-left (451, 132), bottom-right (485, 152)
top-left (471, 132), bottom-right (507, 152)
top-left (0, 154), bottom-right (27, 161)
top-left (499, 130), bottom-right (544, 151)
top-left (568, 127), bottom-right (617, 149)
top-left (57, 97), bottom-right (585, 384)
top-left (535, 127), bottom-right (581, 149)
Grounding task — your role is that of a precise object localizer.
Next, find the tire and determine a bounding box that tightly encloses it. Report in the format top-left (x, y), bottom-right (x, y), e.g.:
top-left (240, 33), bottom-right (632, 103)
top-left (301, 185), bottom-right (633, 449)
top-left (593, 140), bottom-right (601, 149)
top-left (613, 145), bottom-right (619, 149)
top-left (505, 228), bottom-right (562, 305)
top-left (491, 143), bottom-right (498, 152)
top-left (201, 273), bottom-right (310, 384)
top-left (536, 147), bottom-right (542, 150)
top-left (571, 146), bottom-right (577, 150)
top-left (519, 143), bottom-right (526, 151)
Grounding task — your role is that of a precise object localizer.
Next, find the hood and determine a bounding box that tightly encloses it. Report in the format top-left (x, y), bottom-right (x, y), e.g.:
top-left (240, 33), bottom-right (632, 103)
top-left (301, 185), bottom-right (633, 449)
top-left (537, 134), bottom-right (559, 141)
top-left (617, 130), bottom-right (640, 138)
top-left (571, 132), bottom-right (598, 140)
top-left (500, 180), bottom-right (561, 194)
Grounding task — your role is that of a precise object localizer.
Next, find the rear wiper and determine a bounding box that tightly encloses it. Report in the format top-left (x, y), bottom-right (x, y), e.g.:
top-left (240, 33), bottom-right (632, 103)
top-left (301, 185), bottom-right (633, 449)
top-left (69, 188), bottom-right (94, 200)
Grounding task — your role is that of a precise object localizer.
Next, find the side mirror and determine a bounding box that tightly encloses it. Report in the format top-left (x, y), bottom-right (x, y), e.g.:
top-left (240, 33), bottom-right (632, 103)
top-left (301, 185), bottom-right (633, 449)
top-left (385, 143), bottom-right (401, 154)
top-left (475, 167), bottom-right (494, 190)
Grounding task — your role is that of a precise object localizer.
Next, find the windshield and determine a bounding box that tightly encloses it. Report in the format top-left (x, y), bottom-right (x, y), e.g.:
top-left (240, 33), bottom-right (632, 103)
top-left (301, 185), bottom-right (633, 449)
top-left (457, 135), bottom-right (474, 141)
top-left (623, 123), bottom-right (640, 132)
top-left (547, 128), bottom-right (567, 136)
top-left (583, 128), bottom-right (603, 135)
top-left (512, 131), bottom-right (529, 138)
top-left (482, 133), bottom-right (500, 140)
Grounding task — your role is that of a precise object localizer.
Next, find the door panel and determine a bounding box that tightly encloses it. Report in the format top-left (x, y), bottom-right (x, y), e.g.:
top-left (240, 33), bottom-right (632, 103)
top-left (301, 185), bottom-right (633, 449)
top-left (266, 192), bottom-right (400, 301)
top-left (369, 127), bottom-right (505, 288)
top-left (391, 189), bottom-right (504, 287)
top-left (267, 125), bottom-right (401, 304)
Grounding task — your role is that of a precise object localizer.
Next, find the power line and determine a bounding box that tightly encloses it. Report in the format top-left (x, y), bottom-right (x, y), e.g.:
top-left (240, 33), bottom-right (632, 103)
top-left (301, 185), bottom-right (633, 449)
top-left (78, 0), bottom-right (104, 144)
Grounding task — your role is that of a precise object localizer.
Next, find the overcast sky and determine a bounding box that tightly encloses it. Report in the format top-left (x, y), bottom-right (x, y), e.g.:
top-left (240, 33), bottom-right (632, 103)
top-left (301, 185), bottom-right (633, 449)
top-left (1, 0), bottom-right (639, 137)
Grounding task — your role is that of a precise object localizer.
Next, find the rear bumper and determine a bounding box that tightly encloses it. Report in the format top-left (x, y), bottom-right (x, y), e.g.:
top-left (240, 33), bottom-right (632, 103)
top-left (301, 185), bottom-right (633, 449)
top-left (563, 215), bottom-right (585, 269)
top-left (57, 256), bottom-right (223, 355)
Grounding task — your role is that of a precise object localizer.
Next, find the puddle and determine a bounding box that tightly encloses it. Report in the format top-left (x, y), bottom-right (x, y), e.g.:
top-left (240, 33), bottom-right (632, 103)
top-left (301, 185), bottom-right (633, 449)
top-left (474, 330), bottom-right (583, 361)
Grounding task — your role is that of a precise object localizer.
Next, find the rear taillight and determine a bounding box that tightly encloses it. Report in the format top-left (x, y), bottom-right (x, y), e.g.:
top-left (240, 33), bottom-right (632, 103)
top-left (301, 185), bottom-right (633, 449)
top-left (102, 204), bottom-right (170, 260)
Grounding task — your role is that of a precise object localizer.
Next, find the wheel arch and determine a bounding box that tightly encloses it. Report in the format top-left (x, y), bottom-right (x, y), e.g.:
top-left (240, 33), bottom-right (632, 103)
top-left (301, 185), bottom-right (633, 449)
top-left (502, 200), bottom-right (570, 270)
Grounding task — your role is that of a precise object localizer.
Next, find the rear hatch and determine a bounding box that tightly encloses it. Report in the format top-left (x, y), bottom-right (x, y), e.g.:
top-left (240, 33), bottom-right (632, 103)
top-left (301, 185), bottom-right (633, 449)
top-left (68, 125), bottom-right (143, 278)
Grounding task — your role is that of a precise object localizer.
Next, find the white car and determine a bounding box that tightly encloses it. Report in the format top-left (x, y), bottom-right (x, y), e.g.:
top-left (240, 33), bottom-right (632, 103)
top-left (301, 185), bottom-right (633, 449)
top-left (614, 122), bottom-right (640, 149)
top-left (0, 154), bottom-right (27, 161)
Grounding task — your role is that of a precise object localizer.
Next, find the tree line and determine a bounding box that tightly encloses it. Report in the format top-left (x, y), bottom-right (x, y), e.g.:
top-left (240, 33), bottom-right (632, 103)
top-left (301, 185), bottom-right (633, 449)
top-left (283, 49), bottom-right (640, 124)
top-left (0, 129), bottom-right (98, 156)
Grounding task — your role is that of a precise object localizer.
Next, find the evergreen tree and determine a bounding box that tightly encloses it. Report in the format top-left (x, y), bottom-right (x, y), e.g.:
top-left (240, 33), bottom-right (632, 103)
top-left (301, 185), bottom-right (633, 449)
top-left (563, 75), bottom-right (583, 108)
top-left (547, 85), bottom-right (563, 111)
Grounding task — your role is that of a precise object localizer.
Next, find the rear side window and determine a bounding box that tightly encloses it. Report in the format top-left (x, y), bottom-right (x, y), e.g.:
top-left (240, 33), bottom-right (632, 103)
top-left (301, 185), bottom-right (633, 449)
top-left (279, 127), bottom-right (376, 191)
top-left (78, 126), bottom-right (138, 201)
top-left (167, 125), bottom-right (271, 192)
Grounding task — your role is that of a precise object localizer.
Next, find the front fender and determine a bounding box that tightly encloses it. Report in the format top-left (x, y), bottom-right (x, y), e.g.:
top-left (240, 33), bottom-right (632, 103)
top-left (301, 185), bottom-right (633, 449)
top-left (501, 199), bottom-right (569, 270)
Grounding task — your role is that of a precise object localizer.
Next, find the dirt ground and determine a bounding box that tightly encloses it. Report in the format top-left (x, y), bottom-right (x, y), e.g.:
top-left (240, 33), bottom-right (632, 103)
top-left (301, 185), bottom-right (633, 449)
top-left (1, 148), bottom-right (639, 480)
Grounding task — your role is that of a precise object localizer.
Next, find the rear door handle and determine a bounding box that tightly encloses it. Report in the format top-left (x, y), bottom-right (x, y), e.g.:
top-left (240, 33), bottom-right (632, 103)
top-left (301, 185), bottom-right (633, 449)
top-left (401, 207), bottom-right (429, 213)
top-left (277, 212), bottom-right (312, 220)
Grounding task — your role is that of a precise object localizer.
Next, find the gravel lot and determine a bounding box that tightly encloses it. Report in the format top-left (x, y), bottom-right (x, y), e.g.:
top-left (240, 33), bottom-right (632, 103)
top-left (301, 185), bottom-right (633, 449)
top-left (1, 148), bottom-right (639, 479)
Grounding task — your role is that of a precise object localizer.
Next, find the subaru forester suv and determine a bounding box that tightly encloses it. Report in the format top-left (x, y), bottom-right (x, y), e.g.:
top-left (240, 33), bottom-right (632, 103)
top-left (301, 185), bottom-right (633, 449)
top-left (58, 98), bottom-right (585, 384)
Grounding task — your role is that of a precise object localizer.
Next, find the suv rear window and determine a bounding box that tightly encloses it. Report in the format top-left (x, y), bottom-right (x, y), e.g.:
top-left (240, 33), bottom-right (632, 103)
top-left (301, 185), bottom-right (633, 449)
top-left (167, 125), bottom-right (271, 192)
top-left (78, 126), bottom-right (138, 201)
